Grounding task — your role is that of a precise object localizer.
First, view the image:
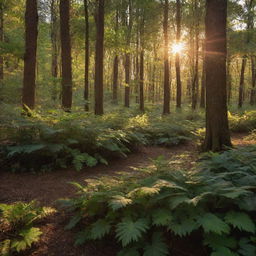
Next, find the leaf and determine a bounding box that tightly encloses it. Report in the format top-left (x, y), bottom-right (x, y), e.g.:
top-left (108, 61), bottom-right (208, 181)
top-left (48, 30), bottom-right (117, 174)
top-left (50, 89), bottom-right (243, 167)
top-left (91, 219), bottom-right (111, 240)
top-left (211, 247), bottom-right (239, 256)
top-left (152, 209), bottom-right (172, 226)
top-left (65, 214), bottom-right (82, 230)
top-left (169, 195), bottom-right (190, 209)
top-left (169, 218), bottom-right (199, 237)
top-left (11, 227), bottom-right (42, 252)
top-left (108, 195), bottom-right (132, 211)
top-left (225, 212), bottom-right (255, 233)
top-left (204, 234), bottom-right (237, 250)
top-left (238, 238), bottom-right (256, 256)
top-left (198, 213), bottom-right (230, 235)
top-left (116, 217), bottom-right (149, 246)
top-left (143, 232), bottom-right (169, 256)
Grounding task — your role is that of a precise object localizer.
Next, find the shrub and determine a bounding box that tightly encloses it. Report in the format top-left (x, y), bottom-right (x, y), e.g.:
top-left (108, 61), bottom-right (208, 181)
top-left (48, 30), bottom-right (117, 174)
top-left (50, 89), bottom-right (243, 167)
top-left (0, 201), bottom-right (54, 255)
top-left (61, 147), bottom-right (256, 256)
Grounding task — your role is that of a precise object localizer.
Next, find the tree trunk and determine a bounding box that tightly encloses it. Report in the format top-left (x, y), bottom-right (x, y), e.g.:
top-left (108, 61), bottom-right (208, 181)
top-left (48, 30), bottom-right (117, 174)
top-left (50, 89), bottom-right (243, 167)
top-left (60, 0), bottom-right (72, 111)
top-left (94, 0), bottom-right (104, 115)
top-left (84, 0), bottom-right (90, 111)
top-left (238, 57), bottom-right (247, 108)
top-left (22, 0), bottom-right (38, 110)
top-left (200, 42), bottom-right (206, 108)
top-left (227, 56), bottom-right (232, 104)
top-left (139, 49), bottom-right (144, 112)
top-left (50, 0), bottom-right (58, 101)
top-left (250, 56), bottom-right (256, 105)
top-left (175, 0), bottom-right (182, 109)
top-left (163, 0), bottom-right (170, 115)
top-left (191, 0), bottom-right (199, 110)
top-left (203, 0), bottom-right (231, 152)
top-left (112, 55), bottom-right (118, 104)
top-left (0, 2), bottom-right (4, 81)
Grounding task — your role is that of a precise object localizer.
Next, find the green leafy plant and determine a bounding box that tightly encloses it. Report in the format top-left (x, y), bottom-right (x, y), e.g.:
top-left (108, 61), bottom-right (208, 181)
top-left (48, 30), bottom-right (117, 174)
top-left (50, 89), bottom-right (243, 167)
top-left (61, 146), bottom-right (256, 255)
top-left (0, 201), bottom-right (54, 255)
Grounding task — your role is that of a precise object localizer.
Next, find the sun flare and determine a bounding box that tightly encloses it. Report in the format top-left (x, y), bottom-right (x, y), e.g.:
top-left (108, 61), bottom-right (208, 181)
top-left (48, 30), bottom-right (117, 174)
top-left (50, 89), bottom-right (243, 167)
top-left (171, 42), bottom-right (185, 54)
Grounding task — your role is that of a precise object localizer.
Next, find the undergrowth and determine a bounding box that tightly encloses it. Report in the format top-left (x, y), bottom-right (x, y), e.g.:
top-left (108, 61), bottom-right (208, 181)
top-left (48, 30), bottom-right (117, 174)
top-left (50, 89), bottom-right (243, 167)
top-left (0, 201), bottom-right (55, 255)
top-left (61, 146), bottom-right (256, 256)
top-left (0, 104), bottom-right (197, 172)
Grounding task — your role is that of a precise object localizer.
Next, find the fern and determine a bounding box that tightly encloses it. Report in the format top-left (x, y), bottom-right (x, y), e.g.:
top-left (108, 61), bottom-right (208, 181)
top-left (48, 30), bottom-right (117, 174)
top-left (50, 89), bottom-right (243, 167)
top-left (116, 217), bottom-right (149, 246)
top-left (225, 212), bottom-right (255, 233)
top-left (108, 195), bottom-right (132, 211)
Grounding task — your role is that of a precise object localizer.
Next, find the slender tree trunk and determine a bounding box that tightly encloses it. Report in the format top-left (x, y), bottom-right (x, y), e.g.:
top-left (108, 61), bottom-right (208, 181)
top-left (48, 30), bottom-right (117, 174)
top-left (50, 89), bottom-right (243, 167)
top-left (238, 56), bottom-right (247, 108)
top-left (191, 0), bottom-right (199, 110)
top-left (94, 0), bottom-right (104, 115)
top-left (22, 0), bottom-right (38, 110)
top-left (250, 56), bottom-right (256, 105)
top-left (163, 0), bottom-right (170, 115)
top-left (227, 56), bottom-right (232, 104)
top-left (51, 0), bottom-right (58, 101)
top-left (84, 0), bottom-right (90, 111)
top-left (112, 9), bottom-right (118, 104)
top-left (60, 0), bottom-right (72, 111)
top-left (139, 49), bottom-right (144, 112)
top-left (175, 0), bottom-right (182, 109)
top-left (203, 0), bottom-right (231, 152)
top-left (0, 2), bottom-right (4, 81)
top-left (200, 42), bottom-right (206, 108)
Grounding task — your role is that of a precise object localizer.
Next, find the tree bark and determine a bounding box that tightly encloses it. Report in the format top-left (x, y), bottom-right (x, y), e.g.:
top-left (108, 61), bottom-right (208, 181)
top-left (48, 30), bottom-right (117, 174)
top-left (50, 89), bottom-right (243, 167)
top-left (50, 0), bottom-right (58, 101)
top-left (139, 49), bottom-right (144, 112)
top-left (60, 0), bottom-right (72, 111)
top-left (203, 0), bottom-right (231, 152)
top-left (94, 0), bottom-right (104, 115)
top-left (22, 0), bottom-right (38, 110)
top-left (0, 2), bottom-right (4, 81)
top-left (112, 9), bottom-right (118, 104)
top-left (200, 42), bottom-right (206, 108)
top-left (175, 0), bottom-right (182, 109)
top-left (238, 57), bottom-right (247, 108)
top-left (84, 0), bottom-right (90, 111)
top-left (163, 0), bottom-right (170, 115)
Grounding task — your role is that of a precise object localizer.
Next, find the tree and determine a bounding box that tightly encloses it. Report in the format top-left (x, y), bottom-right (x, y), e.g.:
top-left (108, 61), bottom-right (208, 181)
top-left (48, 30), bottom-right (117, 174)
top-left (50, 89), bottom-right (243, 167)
top-left (175, 0), bottom-right (182, 109)
top-left (0, 0), bottom-right (4, 81)
top-left (22, 0), bottom-right (38, 110)
top-left (203, 0), bottom-right (231, 151)
top-left (94, 0), bottom-right (104, 115)
top-left (50, 0), bottom-right (59, 101)
top-left (84, 0), bottom-right (90, 111)
top-left (163, 0), bottom-right (170, 115)
top-left (60, 0), bottom-right (72, 111)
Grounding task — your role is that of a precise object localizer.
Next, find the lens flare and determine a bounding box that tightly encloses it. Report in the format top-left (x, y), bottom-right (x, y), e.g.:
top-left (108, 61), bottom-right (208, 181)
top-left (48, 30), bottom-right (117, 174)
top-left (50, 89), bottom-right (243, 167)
top-left (171, 42), bottom-right (185, 54)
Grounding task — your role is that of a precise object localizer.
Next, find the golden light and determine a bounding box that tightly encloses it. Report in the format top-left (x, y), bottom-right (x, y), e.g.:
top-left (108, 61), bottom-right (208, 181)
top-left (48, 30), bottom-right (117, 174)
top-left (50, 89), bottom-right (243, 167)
top-left (171, 42), bottom-right (185, 54)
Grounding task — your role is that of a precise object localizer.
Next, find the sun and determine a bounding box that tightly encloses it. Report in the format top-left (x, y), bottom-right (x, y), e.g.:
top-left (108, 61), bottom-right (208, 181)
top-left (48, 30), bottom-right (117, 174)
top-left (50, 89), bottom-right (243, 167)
top-left (171, 42), bottom-right (185, 54)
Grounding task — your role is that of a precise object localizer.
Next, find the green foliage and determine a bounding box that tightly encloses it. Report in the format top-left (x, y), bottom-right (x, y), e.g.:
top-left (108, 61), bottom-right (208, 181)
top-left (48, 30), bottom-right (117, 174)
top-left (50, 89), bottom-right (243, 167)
top-left (0, 201), bottom-right (54, 255)
top-left (0, 105), bottom-right (195, 172)
top-left (62, 146), bottom-right (256, 255)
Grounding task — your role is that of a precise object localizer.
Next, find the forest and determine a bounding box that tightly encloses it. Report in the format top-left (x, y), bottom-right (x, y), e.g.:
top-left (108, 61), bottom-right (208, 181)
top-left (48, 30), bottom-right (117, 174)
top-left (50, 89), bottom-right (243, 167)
top-left (0, 0), bottom-right (256, 255)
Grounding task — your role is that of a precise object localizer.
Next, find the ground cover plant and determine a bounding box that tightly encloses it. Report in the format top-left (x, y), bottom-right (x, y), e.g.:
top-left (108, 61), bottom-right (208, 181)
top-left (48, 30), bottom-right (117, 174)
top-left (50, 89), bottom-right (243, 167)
top-left (61, 146), bottom-right (256, 256)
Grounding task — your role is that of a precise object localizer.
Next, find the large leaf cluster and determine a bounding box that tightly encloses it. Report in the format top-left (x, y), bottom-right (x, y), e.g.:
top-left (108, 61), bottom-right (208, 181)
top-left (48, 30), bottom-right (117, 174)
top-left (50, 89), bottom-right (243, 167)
top-left (62, 146), bottom-right (256, 255)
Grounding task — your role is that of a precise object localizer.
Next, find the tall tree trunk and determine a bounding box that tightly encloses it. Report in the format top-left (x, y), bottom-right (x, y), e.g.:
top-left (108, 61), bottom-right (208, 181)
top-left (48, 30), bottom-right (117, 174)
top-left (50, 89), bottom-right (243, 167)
top-left (163, 0), bottom-right (170, 115)
top-left (22, 0), bottom-right (38, 110)
top-left (175, 0), bottom-right (182, 109)
top-left (112, 55), bottom-right (118, 104)
top-left (203, 0), bottom-right (231, 152)
top-left (51, 0), bottom-right (58, 101)
top-left (139, 49), bottom-right (144, 112)
top-left (191, 0), bottom-right (199, 110)
top-left (0, 2), bottom-right (4, 81)
top-left (227, 55), bottom-right (232, 104)
top-left (124, 0), bottom-right (132, 108)
top-left (112, 9), bottom-right (118, 104)
top-left (238, 57), bottom-right (247, 108)
top-left (60, 0), bottom-right (72, 111)
top-left (84, 0), bottom-right (90, 111)
top-left (200, 42), bottom-right (206, 108)
top-left (94, 0), bottom-right (104, 115)
top-left (250, 56), bottom-right (256, 105)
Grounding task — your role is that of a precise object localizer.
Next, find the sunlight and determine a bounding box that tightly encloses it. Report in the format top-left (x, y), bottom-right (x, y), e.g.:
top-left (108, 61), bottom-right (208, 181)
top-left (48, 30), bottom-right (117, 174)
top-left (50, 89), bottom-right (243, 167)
top-left (171, 42), bottom-right (185, 54)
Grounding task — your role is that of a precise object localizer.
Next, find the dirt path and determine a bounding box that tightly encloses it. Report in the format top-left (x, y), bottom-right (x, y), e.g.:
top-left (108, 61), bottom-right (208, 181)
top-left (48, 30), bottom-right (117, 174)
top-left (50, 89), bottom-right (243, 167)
top-left (0, 133), bottom-right (255, 256)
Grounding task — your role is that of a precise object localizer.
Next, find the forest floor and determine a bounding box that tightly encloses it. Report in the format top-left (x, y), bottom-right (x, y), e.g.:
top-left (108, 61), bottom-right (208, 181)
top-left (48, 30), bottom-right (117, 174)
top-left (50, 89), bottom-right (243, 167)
top-left (0, 133), bottom-right (254, 256)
